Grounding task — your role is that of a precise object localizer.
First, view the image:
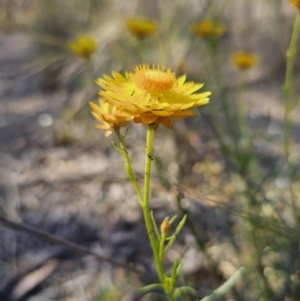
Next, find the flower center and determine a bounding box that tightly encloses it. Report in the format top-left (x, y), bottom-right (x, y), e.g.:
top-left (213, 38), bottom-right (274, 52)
top-left (132, 66), bottom-right (175, 94)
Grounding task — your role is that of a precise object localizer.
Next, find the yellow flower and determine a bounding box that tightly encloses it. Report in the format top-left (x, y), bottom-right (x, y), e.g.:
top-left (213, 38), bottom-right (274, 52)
top-left (89, 99), bottom-right (133, 137)
top-left (126, 18), bottom-right (157, 39)
top-left (190, 19), bottom-right (225, 39)
top-left (289, 0), bottom-right (300, 8)
top-left (231, 51), bottom-right (258, 70)
top-left (96, 65), bottom-right (211, 129)
top-left (68, 35), bottom-right (97, 59)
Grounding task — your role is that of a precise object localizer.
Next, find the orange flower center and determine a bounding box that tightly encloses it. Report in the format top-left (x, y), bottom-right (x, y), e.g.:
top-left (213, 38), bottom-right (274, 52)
top-left (132, 66), bottom-right (175, 94)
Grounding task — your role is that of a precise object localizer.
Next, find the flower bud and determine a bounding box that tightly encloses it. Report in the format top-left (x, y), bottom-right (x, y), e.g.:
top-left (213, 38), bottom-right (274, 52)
top-left (160, 218), bottom-right (170, 234)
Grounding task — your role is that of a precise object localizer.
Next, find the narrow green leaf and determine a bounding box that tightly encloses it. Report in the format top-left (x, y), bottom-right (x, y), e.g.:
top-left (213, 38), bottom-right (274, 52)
top-left (159, 232), bottom-right (166, 260)
top-left (111, 141), bottom-right (121, 152)
top-left (173, 286), bottom-right (197, 298)
top-left (150, 210), bottom-right (160, 240)
top-left (169, 214), bottom-right (177, 224)
top-left (176, 259), bottom-right (184, 278)
top-left (139, 283), bottom-right (164, 293)
top-left (164, 215), bottom-right (187, 252)
top-left (171, 258), bottom-right (180, 287)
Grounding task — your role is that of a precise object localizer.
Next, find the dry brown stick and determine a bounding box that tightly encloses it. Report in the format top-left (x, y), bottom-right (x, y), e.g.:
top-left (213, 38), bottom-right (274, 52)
top-left (0, 215), bottom-right (149, 279)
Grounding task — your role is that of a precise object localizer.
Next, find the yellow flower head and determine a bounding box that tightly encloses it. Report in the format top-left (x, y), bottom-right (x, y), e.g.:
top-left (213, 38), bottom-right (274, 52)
top-left (89, 99), bottom-right (133, 137)
top-left (68, 35), bottom-right (97, 59)
top-left (231, 51), bottom-right (258, 70)
top-left (289, 0), bottom-right (300, 8)
top-left (96, 65), bottom-right (211, 129)
top-left (126, 18), bottom-right (157, 39)
top-left (190, 19), bottom-right (225, 39)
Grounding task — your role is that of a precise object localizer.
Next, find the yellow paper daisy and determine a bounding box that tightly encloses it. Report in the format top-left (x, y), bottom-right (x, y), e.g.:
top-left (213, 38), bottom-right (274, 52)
top-left (289, 0), bottom-right (300, 8)
top-left (126, 18), bottom-right (157, 39)
top-left (89, 99), bottom-right (133, 137)
top-left (231, 51), bottom-right (258, 70)
top-left (190, 19), bottom-right (225, 39)
top-left (96, 65), bottom-right (211, 129)
top-left (68, 35), bottom-right (97, 59)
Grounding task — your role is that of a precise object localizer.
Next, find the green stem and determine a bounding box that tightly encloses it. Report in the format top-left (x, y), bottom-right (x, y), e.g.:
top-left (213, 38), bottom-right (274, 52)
top-left (207, 41), bottom-right (243, 170)
top-left (142, 126), bottom-right (164, 278)
top-left (236, 72), bottom-right (247, 138)
top-left (283, 11), bottom-right (300, 103)
top-left (115, 125), bottom-right (179, 300)
top-left (283, 11), bottom-right (300, 225)
top-left (143, 126), bottom-right (154, 208)
top-left (282, 11), bottom-right (300, 298)
top-left (136, 39), bottom-right (145, 63)
top-left (142, 125), bottom-right (174, 301)
top-left (114, 128), bottom-right (143, 204)
top-left (208, 40), bottom-right (236, 139)
top-left (86, 57), bottom-right (96, 86)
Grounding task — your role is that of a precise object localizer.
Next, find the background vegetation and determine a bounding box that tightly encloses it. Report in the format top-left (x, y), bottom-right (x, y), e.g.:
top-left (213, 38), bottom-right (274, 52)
top-left (0, 0), bottom-right (300, 300)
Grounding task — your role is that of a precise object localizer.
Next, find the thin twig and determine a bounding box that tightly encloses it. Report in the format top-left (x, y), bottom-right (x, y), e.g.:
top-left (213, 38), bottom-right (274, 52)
top-left (0, 215), bottom-right (150, 279)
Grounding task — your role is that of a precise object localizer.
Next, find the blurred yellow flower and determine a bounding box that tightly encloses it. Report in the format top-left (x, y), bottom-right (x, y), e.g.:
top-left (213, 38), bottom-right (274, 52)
top-left (96, 65), bottom-right (210, 129)
top-left (89, 99), bottom-right (133, 137)
top-left (289, 0), bottom-right (300, 8)
top-left (190, 19), bottom-right (225, 39)
top-left (68, 35), bottom-right (97, 59)
top-left (126, 18), bottom-right (157, 39)
top-left (231, 51), bottom-right (258, 70)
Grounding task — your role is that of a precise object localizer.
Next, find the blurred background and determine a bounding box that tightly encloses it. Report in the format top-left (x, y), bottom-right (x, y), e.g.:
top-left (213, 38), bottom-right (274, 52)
top-left (0, 0), bottom-right (300, 300)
